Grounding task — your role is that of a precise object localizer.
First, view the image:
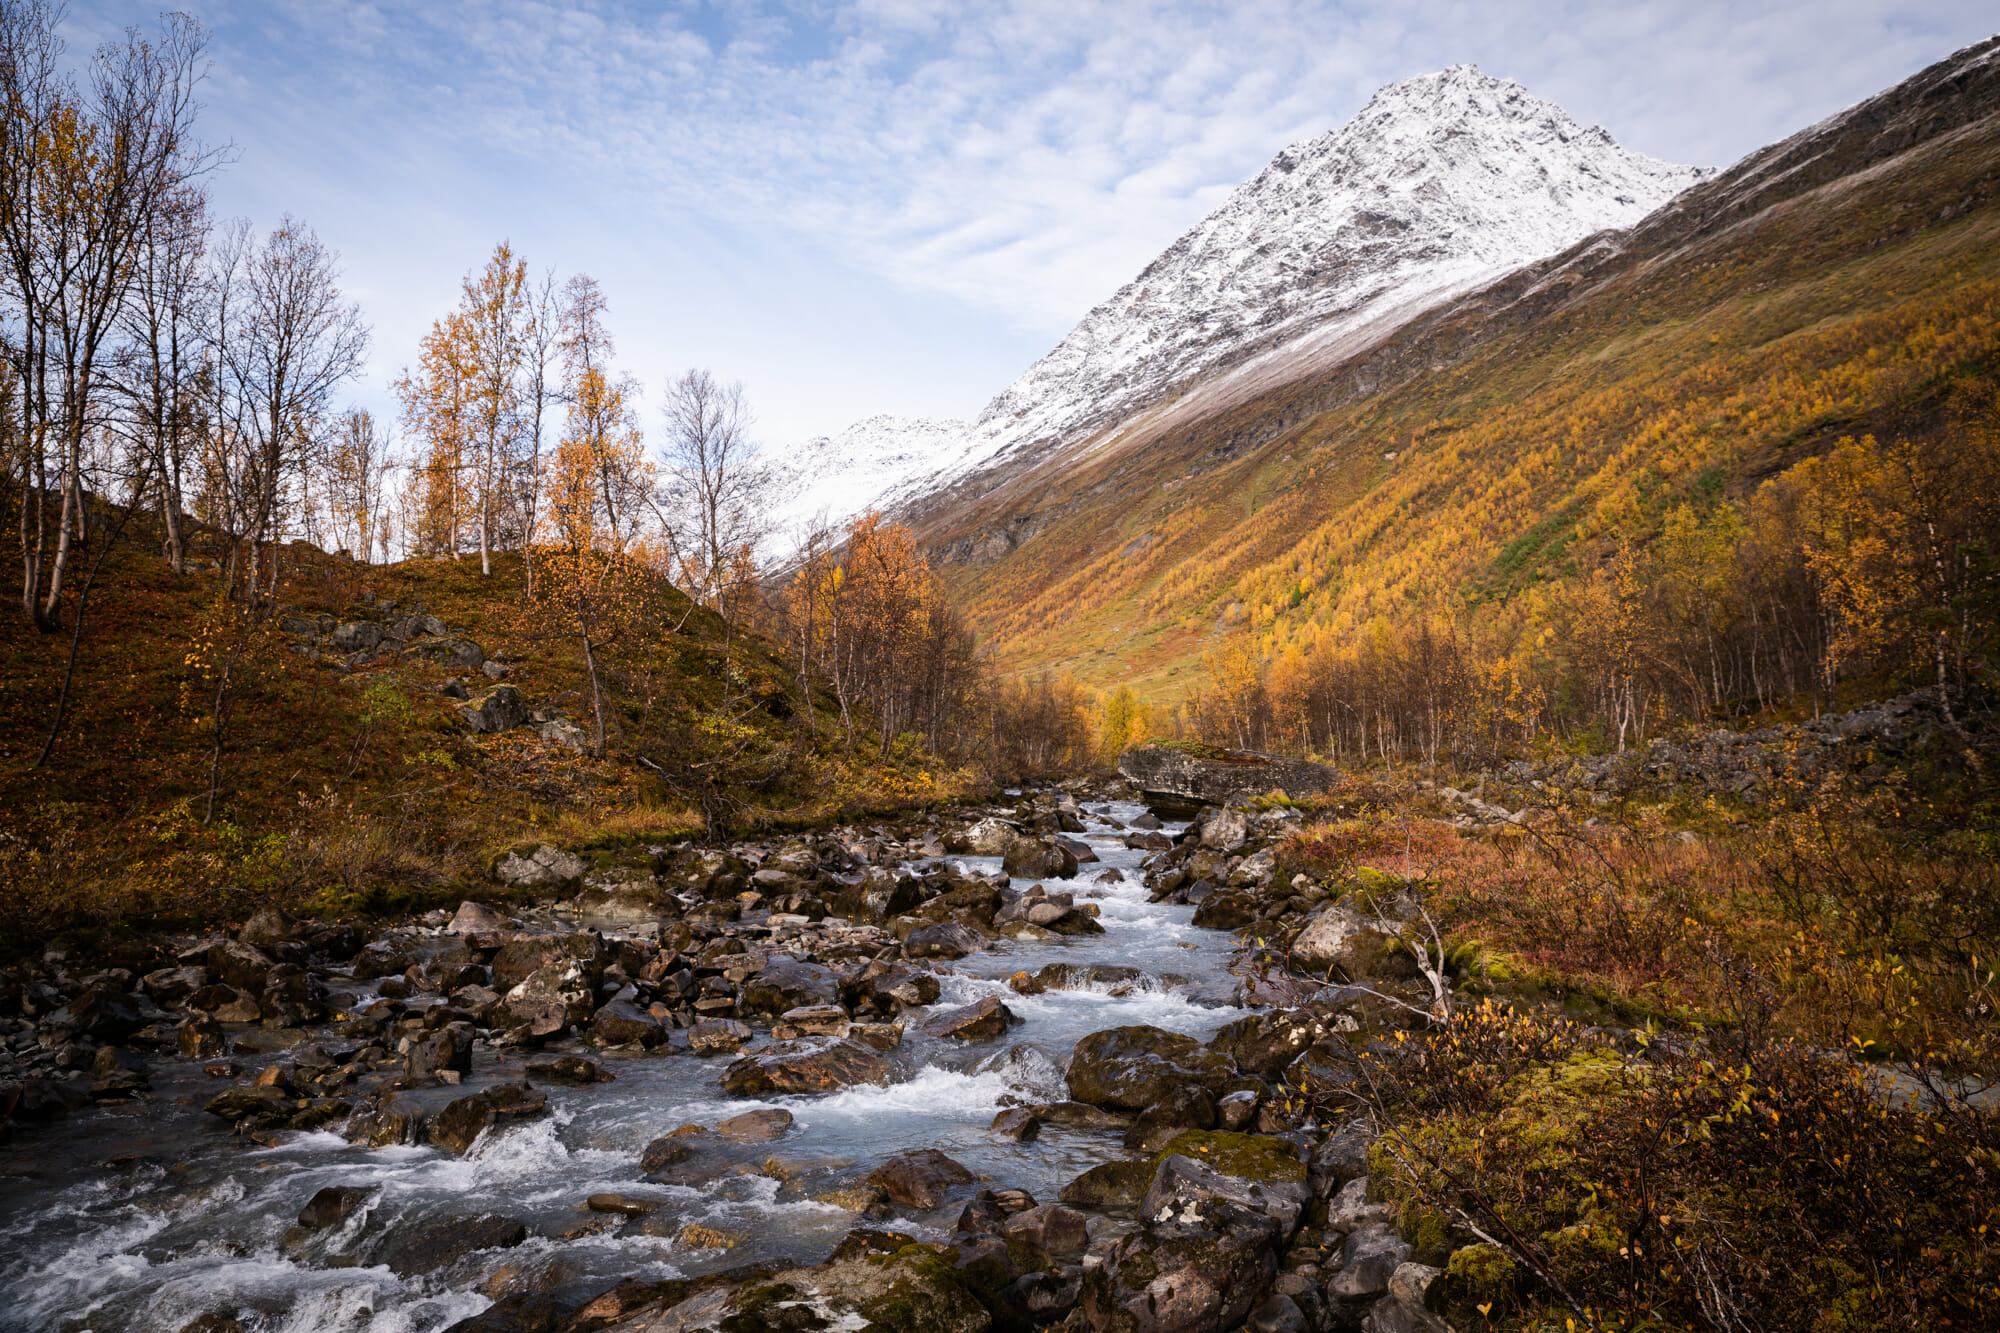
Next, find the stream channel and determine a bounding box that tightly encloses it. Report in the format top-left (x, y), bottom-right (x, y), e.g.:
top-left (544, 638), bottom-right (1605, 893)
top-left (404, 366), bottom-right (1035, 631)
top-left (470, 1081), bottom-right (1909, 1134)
top-left (0, 800), bottom-right (1244, 1331)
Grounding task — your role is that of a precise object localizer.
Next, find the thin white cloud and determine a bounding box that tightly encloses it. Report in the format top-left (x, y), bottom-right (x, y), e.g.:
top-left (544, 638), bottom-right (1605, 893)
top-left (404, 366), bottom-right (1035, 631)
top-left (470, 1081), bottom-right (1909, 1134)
top-left (58, 0), bottom-right (2000, 440)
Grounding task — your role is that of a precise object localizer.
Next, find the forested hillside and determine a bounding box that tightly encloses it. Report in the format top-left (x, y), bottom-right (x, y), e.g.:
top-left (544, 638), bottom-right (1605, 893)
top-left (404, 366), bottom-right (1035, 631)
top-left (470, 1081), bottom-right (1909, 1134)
top-left (920, 37), bottom-right (2000, 760)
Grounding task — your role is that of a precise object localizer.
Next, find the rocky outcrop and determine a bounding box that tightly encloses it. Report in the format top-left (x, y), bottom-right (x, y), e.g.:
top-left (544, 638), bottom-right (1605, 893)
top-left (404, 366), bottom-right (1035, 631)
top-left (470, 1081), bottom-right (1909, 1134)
top-left (493, 844), bottom-right (587, 889)
top-left (1118, 745), bottom-right (1336, 814)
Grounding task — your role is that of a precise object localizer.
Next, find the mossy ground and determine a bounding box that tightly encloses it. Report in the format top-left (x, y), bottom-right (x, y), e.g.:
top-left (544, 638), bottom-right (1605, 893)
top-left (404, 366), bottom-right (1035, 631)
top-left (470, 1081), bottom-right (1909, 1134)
top-left (0, 531), bottom-right (989, 949)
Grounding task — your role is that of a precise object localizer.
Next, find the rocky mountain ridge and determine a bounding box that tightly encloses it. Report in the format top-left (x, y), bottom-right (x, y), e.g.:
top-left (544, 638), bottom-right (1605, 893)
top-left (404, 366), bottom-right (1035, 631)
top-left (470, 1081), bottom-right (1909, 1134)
top-left (771, 65), bottom-right (1707, 545)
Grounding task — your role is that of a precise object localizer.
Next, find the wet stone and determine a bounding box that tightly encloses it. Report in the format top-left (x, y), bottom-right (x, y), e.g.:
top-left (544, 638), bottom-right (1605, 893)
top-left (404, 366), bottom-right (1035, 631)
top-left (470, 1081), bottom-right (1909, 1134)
top-left (716, 1107), bottom-right (794, 1141)
top-left (902, 922), bottom-right (985, 960)
top-left (773, 1003), bottom-right (849, 1038)
top-left (989, 1107), bottom-right (1040, 1141)
top-left (921, 995), bottom-right (1019, 1042)
top-left (524, 1053), bottom-right (614, 1084)
top-left (867, 1148), bottom-right (976, 1210)
top-left (586, 1193), bottom-right (654, 1216)
top-left (430, 1083), bottom-right (549, 1154)
top-left (297, 1185), bottom-right (374, 1230)
top-left (686, 1018), bottom-right (753, 1054)
top-left (720, 1037), bottom-right (891, 1097)
top-left (380, 1213), bottom-right (528, 1277)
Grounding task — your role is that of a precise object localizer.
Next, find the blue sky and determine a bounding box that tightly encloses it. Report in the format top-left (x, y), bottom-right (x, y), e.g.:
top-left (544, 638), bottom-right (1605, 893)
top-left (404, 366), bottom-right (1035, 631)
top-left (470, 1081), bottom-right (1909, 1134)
top-left (64, 1), bottom-right (1999, 445)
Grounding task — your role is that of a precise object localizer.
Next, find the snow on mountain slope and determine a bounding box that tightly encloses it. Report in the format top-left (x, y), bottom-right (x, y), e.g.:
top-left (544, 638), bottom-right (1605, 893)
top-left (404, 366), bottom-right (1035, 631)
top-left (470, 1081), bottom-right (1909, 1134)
top-left (767, 415), bottom-right (969, 549)
top-left (771, 64), bottom-right (1708, 544)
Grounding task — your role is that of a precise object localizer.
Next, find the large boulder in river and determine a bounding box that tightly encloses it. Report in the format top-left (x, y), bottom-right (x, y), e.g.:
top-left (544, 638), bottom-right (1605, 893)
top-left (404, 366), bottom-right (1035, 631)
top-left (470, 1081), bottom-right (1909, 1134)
top-left (587, 995), bottom-right (668, 1048)
top-left (1205, 1009), bottom-right (1330, 1079)
top-left (1081, 1131), bottom-right (1308, 1333)
top-left (949, 817), bottom-right (1019, 856)
top-left (833, 868), bottom-right (923, 923)
top-left (721, 1037), bottom-right (891, 1097)
top-left (41, 988), bottom-right (145, 1044)
top-left (921, 996), bottom-right (1019, 1042)
top-left (377, 1212), bottom-right (526, 1277)
top-left (490, 932), bottom-right (603, 992)
top-left (686, 1227), bottom-right (992, 1332)
top-left (1002, 836), bottom-right (1078, 881)
top-left (502, 958), bottom-right (599, 1035)
top-left (1065, 1025), bottom-right (1238, 1111)
top-left (740, 957), bottom-right (840, 1016)
top-left (1117, 744), bottom-right (1335, 815)
top-left (868, 1148), bottom-right (975, 1209)
top-left (903, 921), bottom-right (985, 960)
top-left (844, 962), bottom-right (941, 1017)
top-left (178, 937), bottom-right (275, 993)
top-left (430, 1083), bottom-right (549, 1154)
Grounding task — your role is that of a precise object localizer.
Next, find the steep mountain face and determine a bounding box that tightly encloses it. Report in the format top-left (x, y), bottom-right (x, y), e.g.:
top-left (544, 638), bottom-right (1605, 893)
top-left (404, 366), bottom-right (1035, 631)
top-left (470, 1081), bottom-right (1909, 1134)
top-left (961, 66), bottom-right (1706, 465)
top-left (909, 34), bottom-right (2000, 693)
top-left (776, 66), bottom-right (1707, 540)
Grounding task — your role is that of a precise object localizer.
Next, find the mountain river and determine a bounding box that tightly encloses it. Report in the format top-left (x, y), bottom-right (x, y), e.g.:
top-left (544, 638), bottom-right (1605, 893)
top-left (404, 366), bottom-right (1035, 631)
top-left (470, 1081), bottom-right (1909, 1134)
top-left (0, 801), bottom-right (1244, 1332)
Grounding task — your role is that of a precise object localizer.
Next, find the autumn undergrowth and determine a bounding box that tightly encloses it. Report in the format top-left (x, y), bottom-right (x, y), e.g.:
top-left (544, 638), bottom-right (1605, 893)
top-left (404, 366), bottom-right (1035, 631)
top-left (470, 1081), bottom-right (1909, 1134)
top-left (1276, 766), bottom-right (2000, 1328)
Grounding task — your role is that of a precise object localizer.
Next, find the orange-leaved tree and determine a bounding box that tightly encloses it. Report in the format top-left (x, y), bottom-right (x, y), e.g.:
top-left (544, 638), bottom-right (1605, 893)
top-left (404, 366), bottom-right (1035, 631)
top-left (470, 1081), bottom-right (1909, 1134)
top-left (528, 277), bottom-right (650, 757)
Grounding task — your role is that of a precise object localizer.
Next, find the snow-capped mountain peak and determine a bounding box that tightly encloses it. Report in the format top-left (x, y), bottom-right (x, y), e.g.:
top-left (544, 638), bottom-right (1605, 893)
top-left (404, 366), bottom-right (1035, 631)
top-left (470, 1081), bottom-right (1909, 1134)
top-left (770, 65), bottom-right (1708, 546)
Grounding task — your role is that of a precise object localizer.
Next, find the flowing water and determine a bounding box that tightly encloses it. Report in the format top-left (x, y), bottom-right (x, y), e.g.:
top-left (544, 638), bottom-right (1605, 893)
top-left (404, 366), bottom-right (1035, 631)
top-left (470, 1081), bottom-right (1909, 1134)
top-left (0, 802), bottom-right (1244, 1332)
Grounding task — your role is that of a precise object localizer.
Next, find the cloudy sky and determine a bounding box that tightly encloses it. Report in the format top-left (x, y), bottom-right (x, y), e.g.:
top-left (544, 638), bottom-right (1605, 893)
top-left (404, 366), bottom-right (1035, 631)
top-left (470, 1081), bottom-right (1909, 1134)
top-left (64, 1), bottom-right (1999, 444)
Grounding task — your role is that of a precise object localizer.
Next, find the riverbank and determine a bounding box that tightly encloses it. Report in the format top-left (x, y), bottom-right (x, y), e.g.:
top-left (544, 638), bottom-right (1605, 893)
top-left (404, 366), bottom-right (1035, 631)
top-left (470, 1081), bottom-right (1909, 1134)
top-left (4, 756), bottom-right (1995, 1331)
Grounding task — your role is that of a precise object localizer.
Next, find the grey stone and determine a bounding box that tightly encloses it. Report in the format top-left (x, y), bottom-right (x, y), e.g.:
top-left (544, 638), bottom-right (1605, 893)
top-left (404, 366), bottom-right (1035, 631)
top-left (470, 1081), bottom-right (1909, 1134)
top-left (329, 621), bottom-right (382, 653)
top-left (493, 843), bottom-right (586, 888)
top-left (458, 685), bottom-right (526, 734)
top-left (1328, 1223), bottom-right (1412, 1298)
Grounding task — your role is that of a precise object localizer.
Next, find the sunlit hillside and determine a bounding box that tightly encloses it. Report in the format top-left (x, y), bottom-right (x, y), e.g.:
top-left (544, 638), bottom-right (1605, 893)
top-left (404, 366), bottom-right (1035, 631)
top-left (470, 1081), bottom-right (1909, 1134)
top-left (923, 39), bottom-right (2000, 747)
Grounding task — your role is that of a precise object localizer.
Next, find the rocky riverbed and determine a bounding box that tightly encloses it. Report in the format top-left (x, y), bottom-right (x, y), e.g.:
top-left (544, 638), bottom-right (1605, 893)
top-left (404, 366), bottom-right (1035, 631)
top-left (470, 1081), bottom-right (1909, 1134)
top-left (0, 783), bottom-right (1458, 1333)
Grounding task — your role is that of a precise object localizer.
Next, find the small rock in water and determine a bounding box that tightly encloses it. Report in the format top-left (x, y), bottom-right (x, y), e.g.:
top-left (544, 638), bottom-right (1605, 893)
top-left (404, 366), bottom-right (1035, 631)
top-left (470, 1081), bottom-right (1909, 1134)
top-left (1007, 970), bottom-right (1044, 996)
top-left (686, 1018), bottom-right (753, 1054)
top-left (676, 1222), bottom-right (746, 1249)
top-left (297, 1185), bottom-right (374, 1230)
top-left (921, 996), bottom-right (1019, 1042)
top-left (716, 1107), bottom-right (794, 1142)
top-left (989, 1107), bottom-right (1040, 1141)
top-left (524, 1053), bottom-right (614, 1084)
top-left (639, 1125), bottom-right (715, 1174)
top-left (586, 1193), bottom-right (654, 1216)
